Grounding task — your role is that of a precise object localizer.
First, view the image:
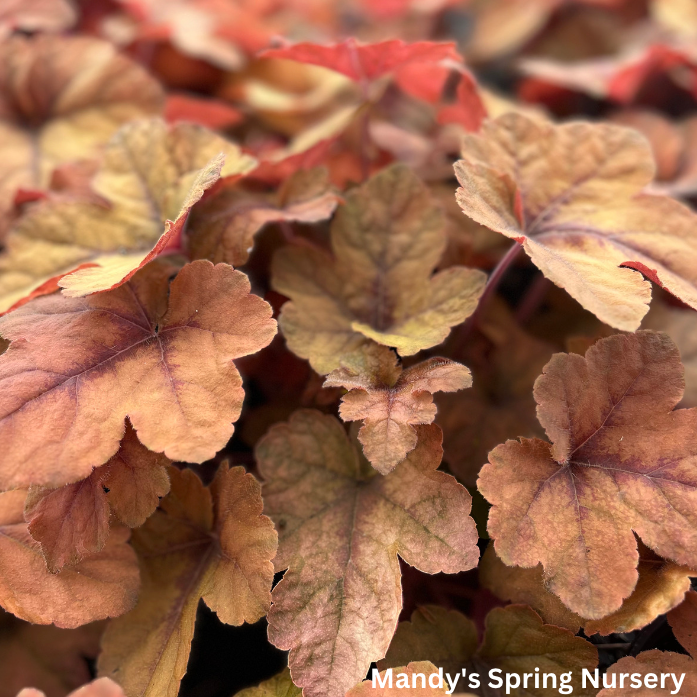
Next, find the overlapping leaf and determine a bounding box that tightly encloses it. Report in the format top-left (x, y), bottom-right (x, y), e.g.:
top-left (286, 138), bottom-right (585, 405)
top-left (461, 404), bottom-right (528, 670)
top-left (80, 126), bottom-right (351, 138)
top-left (98, 464), bottom-right (277, 697)
top-left (256, 411), bottom-right (479, 697)
top-left (454, 113), bottom-right (697, 330)
top-left (0, 119), bottom-right (256, 312)
top-left (380, 604), bottom-right (598, 697)
top-left (597, 651), bottom-right (697, 695)
top-left (598, 583), bottom-right (697, 694)
top-left (480, 543), bottom-right (696, 635)
top-left (262, 39), bottom-right (460, 96)
top-left (273, 164), bottom-right (486, 374)
top-left (668, 590), bottom-right (697, 656)
top-left (25, 424), bottom-right (171, 572)
top-left (0, 490), bottom-right (139, 628)
top-left (0, 35), bottom-right (163, 240)
top-left (479, 330), bottom-right (697, 619)
top-left (0, 610), bottom-right (102, 697)
top-left (234, 669), bottom-right (302, 697)
top-left (188, 168), bottom-right (339, 266)
top-left (0, 259), bottom-right (276, 490)
top-left (347, 662), bottom-right (447, 697)
top-left (325, 344), bottom-right (471, 473)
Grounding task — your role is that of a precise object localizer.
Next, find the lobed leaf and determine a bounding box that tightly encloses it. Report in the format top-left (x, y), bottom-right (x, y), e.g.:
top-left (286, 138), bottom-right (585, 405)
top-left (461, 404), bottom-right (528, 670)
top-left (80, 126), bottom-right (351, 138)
top-left (325, 344), bottom-right (472, 473)
top-left (380, 604), bottom-right (598, 697)
top-left (454, 113), bottom-right (697, 331)
top-left (273, 164), bottom-right (486, 374)
top-left (0, 259), bottom-right (276, 490)
top-left (25, 424), bottom-right (171, 572)
top-left (479, 330), bottom-right (697, 619)
top-left (188, 168), bottom-right (340, 267)
top-left (0, 35), bottom-right (163, 240)
top-left (480, 543), bottom-right (696, 635)
top-left (597, 651), bottom-right (697, 696)
top-left (0, 119), bottom-right (256, 312)
top-left (256, 411), bottom-right (479, 697)
top-left (0, 490), bottom-right (139, 628)
top-left (98, 464), bottom-right (277, 697)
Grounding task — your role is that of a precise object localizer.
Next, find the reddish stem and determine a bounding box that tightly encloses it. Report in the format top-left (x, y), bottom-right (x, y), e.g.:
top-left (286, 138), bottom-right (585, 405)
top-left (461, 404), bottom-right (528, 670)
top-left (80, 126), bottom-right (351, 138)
top-left (458, 241), bottom-right (522, 341)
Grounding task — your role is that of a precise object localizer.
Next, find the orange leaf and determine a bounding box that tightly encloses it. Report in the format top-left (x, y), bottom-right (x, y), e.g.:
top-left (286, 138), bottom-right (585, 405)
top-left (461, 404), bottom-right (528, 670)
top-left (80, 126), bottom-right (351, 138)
top-left (480, 542), bottom-right (696, 636)
top-left (668, 590), bottom-right (697, 658)
top-left (25, 423), bottom-right (171, 572)
top-left (380, 604), bottom-right (598, 696)
top-left (325, 345), bottom-right (472, 474)
top-left (98, 465), bottom-right (277, 697)
top-left (188, 168), bottom-right (340, 266)
top-left (256, 411), bottom-right (479, 697)
top-left (455, 113), bottom-right (697, 330)
top-left (0, 35), bottom-right (163, 241)
top-left (479, 331), bottom-right (697, 619)
top-left (0, 490), bottom-right (139, 628)
top-left (0, 119), bottom-right (256, 312)
top-left (0, 259), bottom-right (276, 490)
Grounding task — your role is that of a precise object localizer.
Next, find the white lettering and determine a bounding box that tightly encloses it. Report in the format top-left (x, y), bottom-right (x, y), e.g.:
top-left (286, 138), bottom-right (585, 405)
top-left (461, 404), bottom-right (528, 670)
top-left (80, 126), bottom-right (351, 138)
top-left (429, 668), bottom-right (443, 689)
top-left (489, 668), bottom-right (503, 689)
top-left (583, 669), bottom-right (599, 689)
top-left (372, 668), bottom-right (392, 689)
top-left (505, 673), bottom-right (520, 694)
top-left (671, 673), bottom-right (686, 694)
top-left (444, 672), bottom-right (459, 694)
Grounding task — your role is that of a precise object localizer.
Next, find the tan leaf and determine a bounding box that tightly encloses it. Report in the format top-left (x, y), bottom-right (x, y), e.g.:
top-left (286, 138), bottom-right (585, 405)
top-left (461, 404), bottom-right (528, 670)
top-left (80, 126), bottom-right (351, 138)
top-left (346, 662), bottom-right (447, 696)
top-left (325, 344), bottom-right (472, 474)
top-left (480, 542), bottom-right (696, 636)
top-left (256, 411), bottom-right (479, 697)
top-left (24, 423), bottom-right (171, 572)
top-left (0, 490), bottom-right (139, 628)
top-left (98, 464), bottom-right (277, 697)
top-left (380, 604), bottom-right (598, 697)
top-left (0, 35), bottom-right (163, 240)
top-left (479, 331), bottom-right (697, 619)
top-left (597, 651), bottom-right (697, 695)
top-left (272, 164), bottom-right (486, 374)
top-left (454, 113), bottom-right (697, 331)
top-left (644, 301), bottom-right (697, 406)
top-left (668, 589), bottom-right (697, 658)
top-left (0, 119), bottom-right (256, 312)
top-left (0, 609), bottom-right (102, 697)
top-left (188, 168), bottom-right (340, 266)
top-left (377, 606), bottom-right (478, 676)
top-left (0, 259), bottom-right (276, 490)
top-left (234, 669), bottom-right (302, 697)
